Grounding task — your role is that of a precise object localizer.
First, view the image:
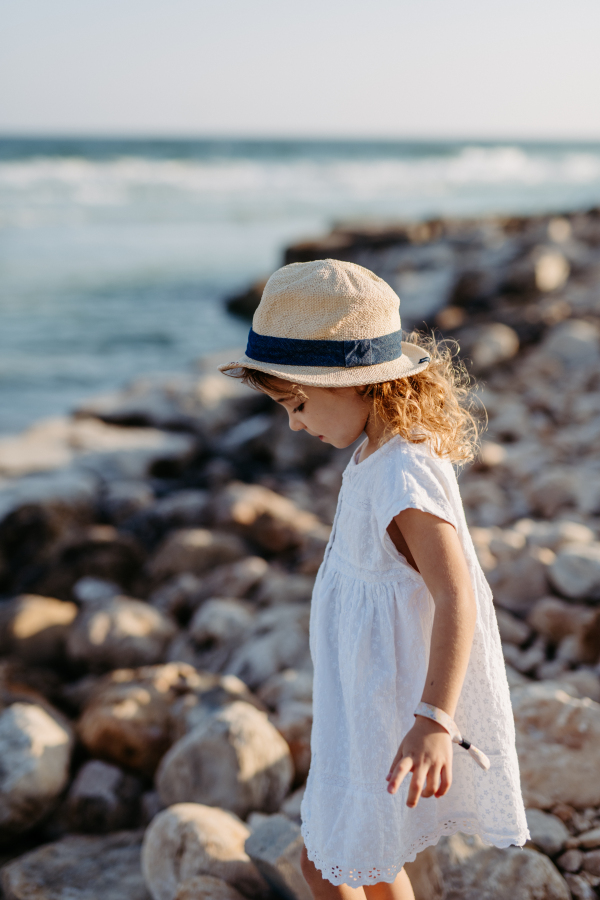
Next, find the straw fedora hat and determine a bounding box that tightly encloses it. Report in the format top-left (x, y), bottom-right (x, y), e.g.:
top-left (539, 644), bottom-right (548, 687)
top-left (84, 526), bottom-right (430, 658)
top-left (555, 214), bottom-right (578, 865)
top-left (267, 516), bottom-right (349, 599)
top-left (219, 259), bottom-right (431, 387)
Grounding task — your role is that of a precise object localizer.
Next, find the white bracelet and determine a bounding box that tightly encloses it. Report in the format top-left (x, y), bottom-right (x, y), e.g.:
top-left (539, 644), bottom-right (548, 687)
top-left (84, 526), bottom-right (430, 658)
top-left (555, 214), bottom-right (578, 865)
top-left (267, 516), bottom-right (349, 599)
top-left (414, 702), bottom-right (490, 771)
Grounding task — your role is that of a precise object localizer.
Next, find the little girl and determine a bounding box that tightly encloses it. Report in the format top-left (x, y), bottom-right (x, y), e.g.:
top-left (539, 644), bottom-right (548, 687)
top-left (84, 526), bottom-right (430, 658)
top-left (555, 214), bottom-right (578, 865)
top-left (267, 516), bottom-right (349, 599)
top-left (219, 259), bottom-right (528, 900)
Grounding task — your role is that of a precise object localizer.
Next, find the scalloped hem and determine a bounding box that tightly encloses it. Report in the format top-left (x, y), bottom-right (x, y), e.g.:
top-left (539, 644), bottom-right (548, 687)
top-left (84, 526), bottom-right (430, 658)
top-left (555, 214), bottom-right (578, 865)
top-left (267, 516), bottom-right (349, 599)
top-left (301, 821), bottom-right (530, 886)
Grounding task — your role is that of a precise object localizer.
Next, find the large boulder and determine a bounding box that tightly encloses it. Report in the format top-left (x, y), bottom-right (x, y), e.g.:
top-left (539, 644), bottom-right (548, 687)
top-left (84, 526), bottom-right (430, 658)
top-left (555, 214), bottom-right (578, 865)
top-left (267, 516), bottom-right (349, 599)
top-left (66, 596), bottom-right (177, 671)
top-left (1, 829), bottom-right (150, 900)
top-left (0, 701), bottom-right (73, 840)
top-left (0, 594), bottom-right (77, 665)
top-left (149, 530), bottom-right (247, 583)
top-left (141, 803), bottom-right (268, 900)
top-left (156, 701), bottom-right (293, 818)
top-left (549, 543), bottom-right (600, 600)
top-left (77, 663), bottom-right (257, 776)
top-left (512, 682), bottom-right (600, 808)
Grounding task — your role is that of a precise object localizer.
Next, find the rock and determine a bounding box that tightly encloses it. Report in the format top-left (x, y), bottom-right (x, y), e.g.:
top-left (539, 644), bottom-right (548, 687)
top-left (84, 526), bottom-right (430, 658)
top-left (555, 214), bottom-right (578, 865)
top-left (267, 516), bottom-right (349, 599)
top-left (495, 608), bottom-right (531, 646)
top-left (258, 670), bottom-right (313, 709)
top-left (226, 606), bottom-right (310, 690)
top-left (64, 759), bottom-right (143, 833)
top-left (574, 828), bottom-right (600, 850)
top-left (151, 557), bottom-right (269, 620)
top-left (549, 543), bottom-right (600, 600)
top-left (270, 700), bottom-right (312, 783)
top-left (149, 530), bottom-right (247, 583)
top-left (582, 850), bottom-right (600, 876)
top-left (502, 637), bottom-right (546, 676)
top-left (527, 596), bottom-right (595, 644)
top-left (102, 480), bottom-right (155, 525)
top-left (491, 547), bottom-right (554, 614)
top-left (535, 249), bottom-right (570, 292)
top-left (279, 786), bottom-right (305, 824)
top-left (77, 663), bottom-right (234, 775)
top-left (512, 682), bottom-right (600, 808)
top-left (564, 873), bottom-right (597, 900)
top-left (557, 849), bottom-right (584, 873)
top-left (245, 814), bottom-right (311, 900)
top-left (189, 600), bottom-right (254, 647)
top-left (156, 701), bottom-right (293, 818)
top-left (526, 467), bottom-right (579, 519)
top-left (213, 482), bottom-right (330, 554)
top-left (1, 829), bottom-right (150, 900)
top-left (526, 808), bottom-right (570, 856)
top-left (0, 594), bottom-right (77, 665)
top-left (67, 596), bottom-right (177, 671)
top-left (515, 518), bottom-right (596, 551)
top-left (169, 674), bottom-right (265, 740)
top-left (73, 576), bottom-right (122, 604)
top-left (461, 323), bottom-right (520, 373)
top-left (173, 876), bottom-right (247, 900)
top-left (433, 832), bottom-right (569, 900)
top-left (253, 573), bottom-right (314, 607)
top-left (542, 319), bottom-right (600, 368)
top-left (554, 670), bottom-right (600, 703)
top-left (0, 701), bottom-right (73, 840)
top-left (141, 803), bottom-right (267, 900)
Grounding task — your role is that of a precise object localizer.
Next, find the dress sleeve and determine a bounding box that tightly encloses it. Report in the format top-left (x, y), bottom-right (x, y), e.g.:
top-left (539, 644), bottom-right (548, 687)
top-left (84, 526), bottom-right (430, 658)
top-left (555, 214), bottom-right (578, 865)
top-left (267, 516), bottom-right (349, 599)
top-left (375, 448), bottom-right (459, 563)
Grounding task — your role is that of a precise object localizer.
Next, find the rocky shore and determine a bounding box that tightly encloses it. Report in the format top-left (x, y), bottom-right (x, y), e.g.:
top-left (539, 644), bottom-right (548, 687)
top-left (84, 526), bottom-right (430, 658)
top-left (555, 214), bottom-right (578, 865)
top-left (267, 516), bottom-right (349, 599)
top-left (1, 207), bottom-right (600, 900)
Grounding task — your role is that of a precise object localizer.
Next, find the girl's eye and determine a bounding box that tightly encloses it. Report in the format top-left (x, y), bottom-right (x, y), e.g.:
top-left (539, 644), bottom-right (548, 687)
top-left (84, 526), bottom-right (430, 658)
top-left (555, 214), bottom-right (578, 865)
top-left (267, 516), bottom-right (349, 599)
top-left (293, 402), bottom-right (305, 414)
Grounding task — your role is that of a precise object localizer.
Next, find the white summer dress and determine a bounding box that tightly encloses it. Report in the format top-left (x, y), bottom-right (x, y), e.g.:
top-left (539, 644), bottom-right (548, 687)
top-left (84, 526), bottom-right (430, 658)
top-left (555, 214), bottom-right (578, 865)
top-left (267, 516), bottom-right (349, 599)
top-left (300, 435), bottom-right (529, 886)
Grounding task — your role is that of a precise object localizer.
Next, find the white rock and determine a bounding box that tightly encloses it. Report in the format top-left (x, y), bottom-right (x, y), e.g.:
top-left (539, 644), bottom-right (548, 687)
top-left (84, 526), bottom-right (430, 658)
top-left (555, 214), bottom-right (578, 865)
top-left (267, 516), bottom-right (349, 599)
top-left (141, 803), bottom-right (267, 900)
top-left (67, 596), bottom-right (177, 671)
top-left (156, 701), bottom-right (293, 818)
top-left (549, 543), bottom-right (600, 600)
top-left (0, 702), bottom-right (73, 839)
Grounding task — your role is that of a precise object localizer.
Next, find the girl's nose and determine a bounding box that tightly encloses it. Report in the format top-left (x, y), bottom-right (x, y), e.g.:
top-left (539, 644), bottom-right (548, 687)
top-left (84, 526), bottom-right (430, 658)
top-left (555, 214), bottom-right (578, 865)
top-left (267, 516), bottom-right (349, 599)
top-left (288, 413), bottom-right (305, 432)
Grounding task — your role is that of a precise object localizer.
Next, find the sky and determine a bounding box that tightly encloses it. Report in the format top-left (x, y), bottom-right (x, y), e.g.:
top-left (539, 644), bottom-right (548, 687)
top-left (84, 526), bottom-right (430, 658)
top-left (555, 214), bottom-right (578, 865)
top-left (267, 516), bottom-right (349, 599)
top-left (1, 0), bottom-right (600, 139)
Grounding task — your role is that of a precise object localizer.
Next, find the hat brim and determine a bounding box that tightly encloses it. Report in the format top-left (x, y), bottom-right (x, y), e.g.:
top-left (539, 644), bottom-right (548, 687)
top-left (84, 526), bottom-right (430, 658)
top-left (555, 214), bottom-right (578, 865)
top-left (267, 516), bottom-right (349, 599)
top-left (218, 341), bottom-right (430, 386)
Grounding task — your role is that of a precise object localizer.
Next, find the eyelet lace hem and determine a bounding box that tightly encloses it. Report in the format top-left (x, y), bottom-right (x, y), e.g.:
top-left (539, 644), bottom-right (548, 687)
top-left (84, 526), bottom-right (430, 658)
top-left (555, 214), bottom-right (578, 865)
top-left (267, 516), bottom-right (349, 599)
top-left (301, 820), bottom-right (530, 887)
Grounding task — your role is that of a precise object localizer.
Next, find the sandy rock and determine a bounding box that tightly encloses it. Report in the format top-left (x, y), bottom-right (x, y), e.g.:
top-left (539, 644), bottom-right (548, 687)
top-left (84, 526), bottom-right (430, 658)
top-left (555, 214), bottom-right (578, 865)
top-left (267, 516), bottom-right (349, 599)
top-left (526, 808), bottom-right (570, 856)
top-left (433, 832), bottom-right (569, 900)
top-left (495, 608), bottom-right (531, 646)
top-left (213, 482), bottom-right (329, 554)
top-left (77, 663), bottom-right (234, 775)
top-left (156, 701), bottom-right (293, 818)
top-left (149, 529), bottom-right (247, 583)
top-left (245, 814), bottom-right (311, 900)
top-left (491, 547), bottom-right (554, 614)
top-left (542, 319), bottom-right (600, 368)
top-left (64, 759), bottom-right (143, 833)
top-left (253, 572), bottom-right (314, 607)
top-left (512, 682), bottom-right (600, 808)
top-left (258, 669), bottom-right (313, 709)
top-left (0, 594), bottom-right (77, 665)
top-left (141, 803), bottom-right (267, 900)
top-left (173, 876), bottom-right (247, 900)
top-left (226, 606), bottom-right (310, 690)
top-left (549, 543), bottom-right (600, 600)
top-left (1, 830), bottom-right (150, 900)
top-left (270, 700), bottom-right (312, 783)
top-left (0, 701), bottom-right (73, 840)
top-left (67, 596), bottom-right (177, 671)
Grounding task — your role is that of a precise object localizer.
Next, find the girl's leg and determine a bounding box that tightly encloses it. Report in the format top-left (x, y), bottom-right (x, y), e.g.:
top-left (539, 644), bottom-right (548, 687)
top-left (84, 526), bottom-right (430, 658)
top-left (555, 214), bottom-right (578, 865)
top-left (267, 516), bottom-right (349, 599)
top-left (363, 871), bottom-right (415, 900)
top-left (300, 847), bottom-right (366, 900)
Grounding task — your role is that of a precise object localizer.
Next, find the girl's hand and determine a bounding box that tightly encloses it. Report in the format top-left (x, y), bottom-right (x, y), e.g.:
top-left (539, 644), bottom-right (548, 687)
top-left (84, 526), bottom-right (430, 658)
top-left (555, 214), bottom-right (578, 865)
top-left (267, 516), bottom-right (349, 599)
top-left (386, 716), bottom-right (453, 807)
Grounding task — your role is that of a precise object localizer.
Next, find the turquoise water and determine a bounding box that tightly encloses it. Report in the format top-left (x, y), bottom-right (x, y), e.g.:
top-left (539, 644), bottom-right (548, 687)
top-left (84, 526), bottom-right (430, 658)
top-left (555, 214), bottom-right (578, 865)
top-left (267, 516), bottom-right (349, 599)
top-left (1, 137), bottom-right (600, 434)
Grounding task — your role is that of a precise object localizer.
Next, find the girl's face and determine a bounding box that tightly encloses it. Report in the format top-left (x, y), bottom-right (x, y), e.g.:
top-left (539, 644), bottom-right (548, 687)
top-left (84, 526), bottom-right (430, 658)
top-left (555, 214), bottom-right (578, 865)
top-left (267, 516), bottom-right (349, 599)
top-left (265, 378), bottom-right (372, 449)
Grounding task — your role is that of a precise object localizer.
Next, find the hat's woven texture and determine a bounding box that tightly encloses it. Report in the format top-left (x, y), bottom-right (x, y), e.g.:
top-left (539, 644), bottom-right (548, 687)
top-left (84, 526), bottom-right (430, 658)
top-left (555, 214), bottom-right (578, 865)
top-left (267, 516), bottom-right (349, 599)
top-left (219, 259), bottom-right (430, 387)
top-left (254, 260), bottom-right (399, 340)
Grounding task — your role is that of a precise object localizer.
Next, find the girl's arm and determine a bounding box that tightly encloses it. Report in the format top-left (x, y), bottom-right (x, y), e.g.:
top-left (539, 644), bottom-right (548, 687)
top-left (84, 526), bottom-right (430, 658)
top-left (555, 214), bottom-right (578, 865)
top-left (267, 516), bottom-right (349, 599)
top-left (385, 508), bottom-right (477, 807)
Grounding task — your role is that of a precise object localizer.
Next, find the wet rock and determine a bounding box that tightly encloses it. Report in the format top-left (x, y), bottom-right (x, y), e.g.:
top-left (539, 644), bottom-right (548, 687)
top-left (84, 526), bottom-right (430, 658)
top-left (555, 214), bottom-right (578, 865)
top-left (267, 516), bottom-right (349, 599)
top-left (226, 605), bottom-right (310, 690)
top-left (63, 759), bottom-right (143, 833)
top-left (1, 829), bottom-right (149, 900)
top-left (141, 803), bottom-right (267, 900)
top-left (148, 530), bottom-right (247, 583)
top-left (512, 682), bottom-right (600, 808)
top-left (245, 814), bottom-right (311, 900)
top-left (213, 482), bottom-right (330, 554)
top-left (270, 700), bottom-right (312, 784)
top-left (0, 701), bottom-right (74, 840)
top-left (433, 832), bottom-right (569, 900)
top-left (173, 876), bottom-right (247, 900)
top-left (67, 596), bottom-right (177, 671)
top-left (156, 701), bottom-right (293, 818)
top-left (526, 808), bottom-right (570, 856)
top-left (549, 543), bottom-right (600, 600)
top-left (77, 663), bottom-right (225, 775)
top-left (0, 594), bottom-right (77, 665)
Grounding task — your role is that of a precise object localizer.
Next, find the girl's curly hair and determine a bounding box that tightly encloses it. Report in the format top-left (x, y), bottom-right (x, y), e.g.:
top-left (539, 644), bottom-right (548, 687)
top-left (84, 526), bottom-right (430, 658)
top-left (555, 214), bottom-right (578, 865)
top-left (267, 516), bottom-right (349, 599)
top-left (226, 332), bottom-right (480, 465)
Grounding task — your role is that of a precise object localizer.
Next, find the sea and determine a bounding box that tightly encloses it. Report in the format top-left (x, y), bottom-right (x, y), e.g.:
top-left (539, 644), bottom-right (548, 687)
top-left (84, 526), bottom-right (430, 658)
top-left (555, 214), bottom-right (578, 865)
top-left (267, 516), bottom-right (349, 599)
top-left (2, 136), bottom-right (600, 435)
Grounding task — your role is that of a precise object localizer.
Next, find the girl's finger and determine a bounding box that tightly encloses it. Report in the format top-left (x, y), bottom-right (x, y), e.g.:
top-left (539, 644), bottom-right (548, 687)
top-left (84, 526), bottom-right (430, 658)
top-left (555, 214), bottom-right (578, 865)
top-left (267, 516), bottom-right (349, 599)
top-left (387, 756), bottom-right (413, 794)
top-left (406, 764), bottom-right (428, 808)
top-left (422, 764), bottom-right (442, 798)
top-left (435, 764), bottom-right (452, 798)
top-left (386, 749), bottom-right (403, 781)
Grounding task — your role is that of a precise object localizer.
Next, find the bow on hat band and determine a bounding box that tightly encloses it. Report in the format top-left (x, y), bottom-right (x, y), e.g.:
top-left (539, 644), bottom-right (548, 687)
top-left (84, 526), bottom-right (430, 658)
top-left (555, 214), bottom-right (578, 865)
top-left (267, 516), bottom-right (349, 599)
top-left (245, 328), bottom-right (403, 368)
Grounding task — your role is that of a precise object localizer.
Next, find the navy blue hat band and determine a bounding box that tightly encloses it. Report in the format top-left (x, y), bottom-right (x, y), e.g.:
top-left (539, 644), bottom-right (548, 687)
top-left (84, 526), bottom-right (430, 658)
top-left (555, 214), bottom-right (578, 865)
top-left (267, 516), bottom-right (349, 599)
top-left (245, 328), bottom-right (403, 368)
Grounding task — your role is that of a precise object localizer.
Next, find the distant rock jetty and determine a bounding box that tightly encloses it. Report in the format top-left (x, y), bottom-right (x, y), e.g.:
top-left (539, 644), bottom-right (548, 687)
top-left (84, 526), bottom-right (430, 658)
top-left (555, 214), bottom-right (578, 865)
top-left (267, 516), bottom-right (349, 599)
top-left (1, 208), bottom-right (600, 899)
